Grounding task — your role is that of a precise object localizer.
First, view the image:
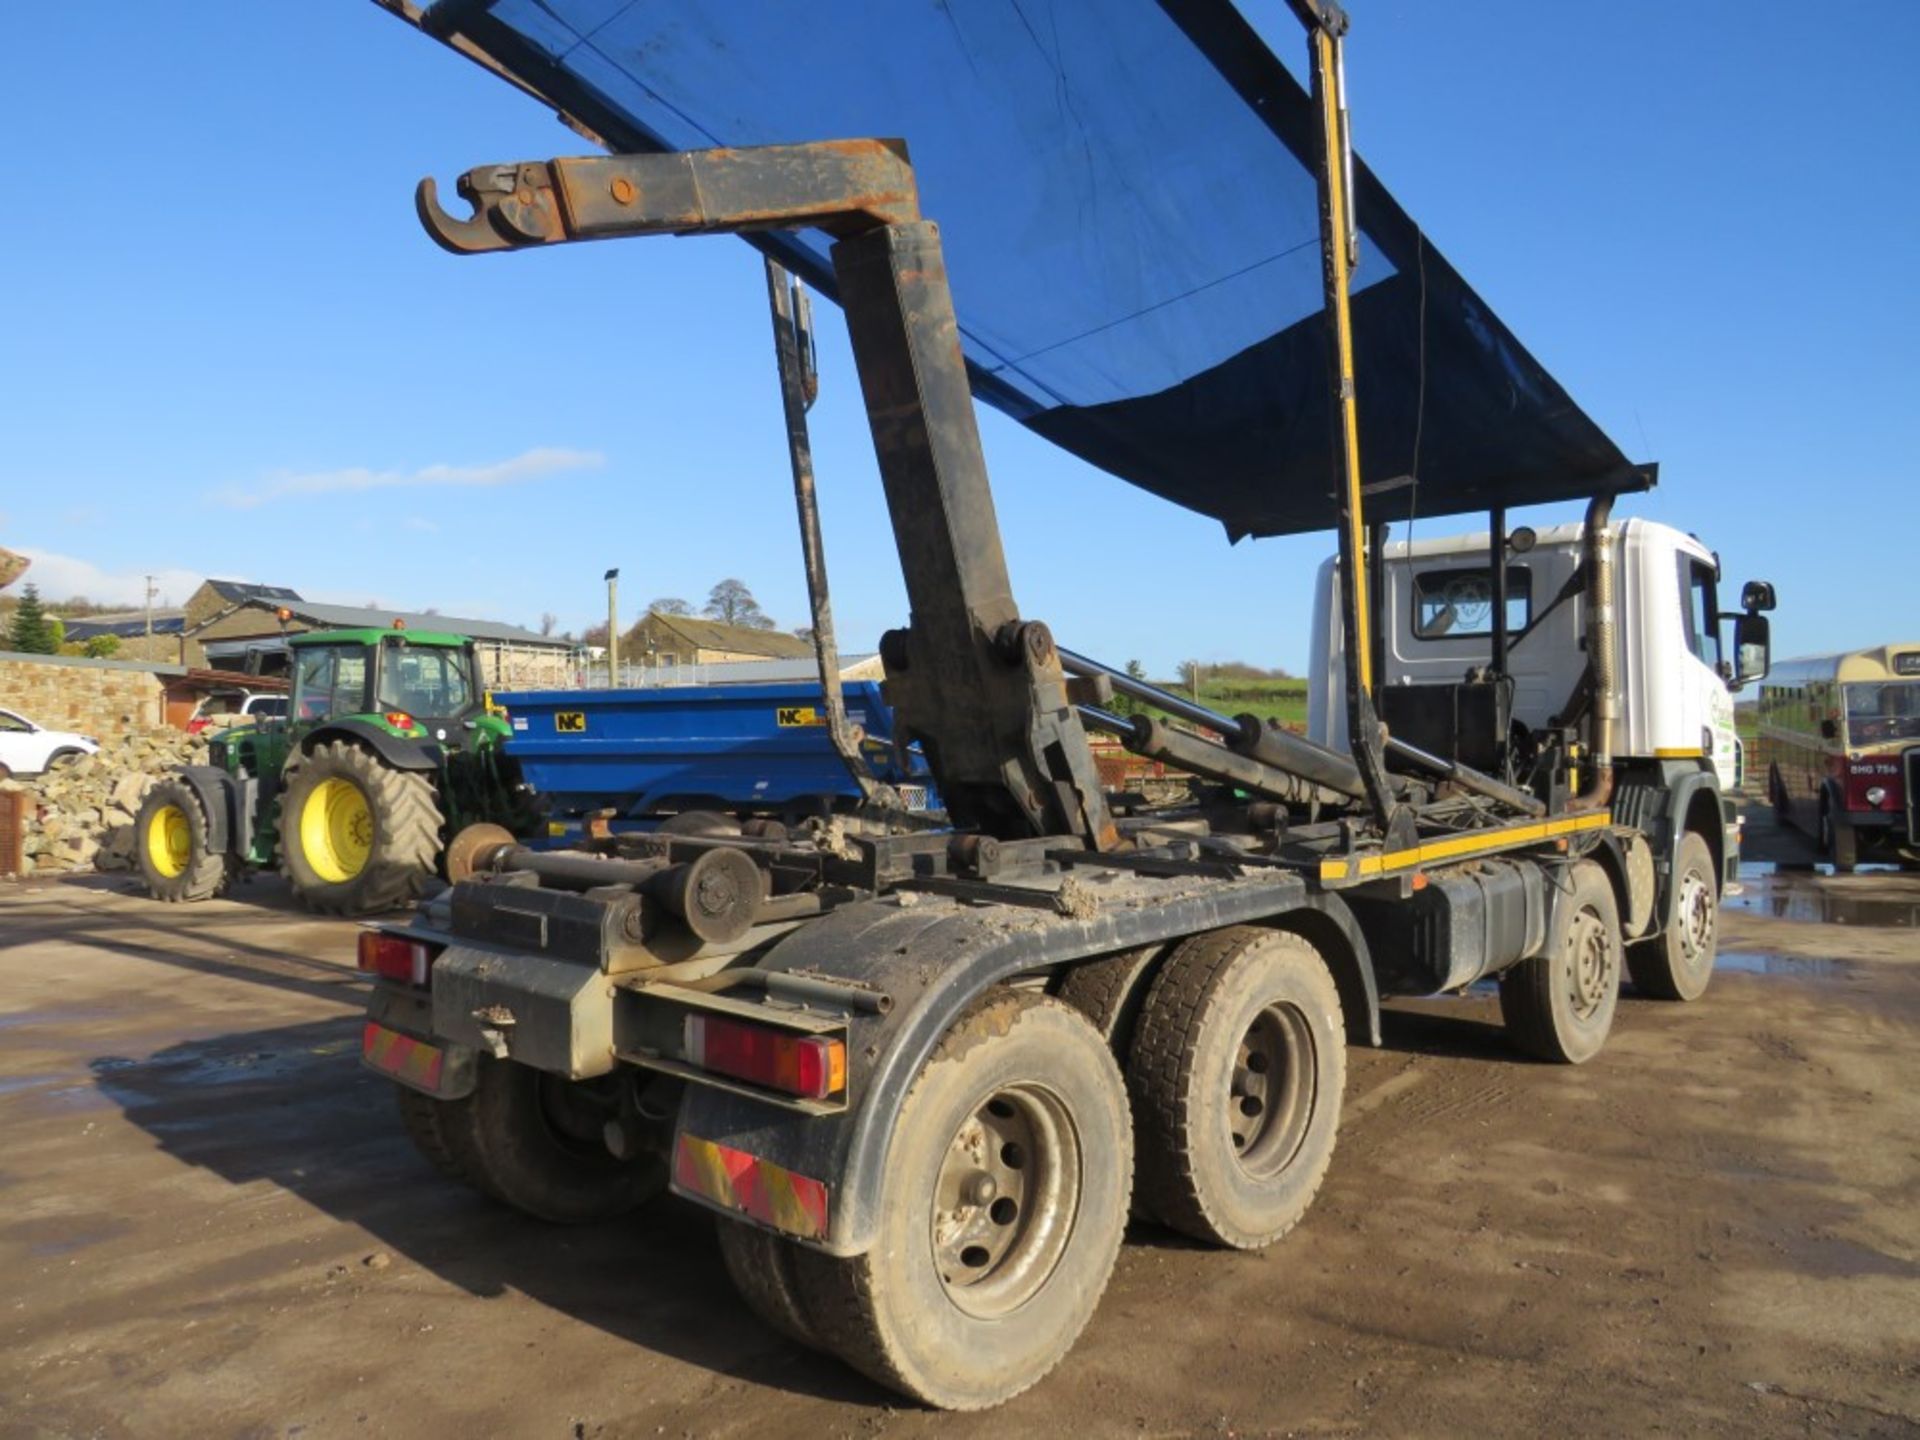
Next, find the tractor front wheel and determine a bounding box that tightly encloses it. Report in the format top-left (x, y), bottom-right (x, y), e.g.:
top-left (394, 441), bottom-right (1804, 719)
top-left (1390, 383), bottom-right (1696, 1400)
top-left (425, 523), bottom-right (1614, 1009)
top-left (281, 741), bottom-right (442, 915)
top-left (135, 777), bottom-right (232, 902)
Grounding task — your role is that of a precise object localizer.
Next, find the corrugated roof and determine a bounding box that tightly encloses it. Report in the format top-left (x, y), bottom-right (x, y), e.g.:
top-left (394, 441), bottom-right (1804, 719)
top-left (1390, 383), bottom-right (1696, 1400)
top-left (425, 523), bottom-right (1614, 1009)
top-left (291, 600), bottom-right (566, 647)
top-left (643, 611), bottom-right (814, 659)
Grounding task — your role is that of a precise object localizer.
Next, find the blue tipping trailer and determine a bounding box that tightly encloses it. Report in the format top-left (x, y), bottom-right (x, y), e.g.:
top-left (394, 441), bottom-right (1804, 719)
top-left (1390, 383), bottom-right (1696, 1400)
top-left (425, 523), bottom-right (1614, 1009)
top-left (497, 680), bottom-right (934, 824)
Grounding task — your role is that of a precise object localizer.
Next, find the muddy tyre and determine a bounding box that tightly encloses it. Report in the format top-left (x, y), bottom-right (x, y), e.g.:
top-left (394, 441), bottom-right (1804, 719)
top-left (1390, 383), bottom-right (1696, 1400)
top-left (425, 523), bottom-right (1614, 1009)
top-left (1127, 926), bottom-right (1345, 1250)
top-left (1054, 944), bottom-right (1169, 1057)
top-left (393, 1059), bottom-right (663, 1224)
top-left (134, 777), bottom-right (232, 903)
top-left (717, 1220), bottom-right (817, 1350)
top-left (282, 740), bottom-right (442, 915)
top-left (792, 991), bottom-right (1131, 1410)
top-left (1627, 831), bottom-right (1718, 1001)
top-left (1500, 861), bottom-right (1622, 1064)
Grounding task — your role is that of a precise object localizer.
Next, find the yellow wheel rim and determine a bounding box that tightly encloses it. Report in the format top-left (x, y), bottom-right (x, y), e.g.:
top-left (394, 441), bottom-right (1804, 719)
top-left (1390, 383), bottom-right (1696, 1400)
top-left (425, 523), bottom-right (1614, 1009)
top-left (300, 777), bottom-right (374, 884)
top-left (145, 803), bottom-right (193, 879)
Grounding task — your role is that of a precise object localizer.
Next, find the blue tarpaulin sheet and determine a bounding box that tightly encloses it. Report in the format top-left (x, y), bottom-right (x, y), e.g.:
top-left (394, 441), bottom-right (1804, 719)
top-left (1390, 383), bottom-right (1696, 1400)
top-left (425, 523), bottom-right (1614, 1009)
top-left (413, 0), bottom-right (1651, 538)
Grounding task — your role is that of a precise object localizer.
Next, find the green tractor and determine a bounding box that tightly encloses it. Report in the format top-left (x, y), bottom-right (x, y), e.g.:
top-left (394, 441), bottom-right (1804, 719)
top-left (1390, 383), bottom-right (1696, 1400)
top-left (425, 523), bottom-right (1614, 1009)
top-left (135, 626), bottom-right (527, 914)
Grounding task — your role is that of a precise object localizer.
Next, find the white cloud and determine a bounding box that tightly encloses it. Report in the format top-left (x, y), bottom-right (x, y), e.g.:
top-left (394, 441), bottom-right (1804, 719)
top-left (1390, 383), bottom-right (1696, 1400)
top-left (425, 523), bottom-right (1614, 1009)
top-left (210, 447), bottom-right (604, 509)
top-left (13, 550), bottom-right (205, 609)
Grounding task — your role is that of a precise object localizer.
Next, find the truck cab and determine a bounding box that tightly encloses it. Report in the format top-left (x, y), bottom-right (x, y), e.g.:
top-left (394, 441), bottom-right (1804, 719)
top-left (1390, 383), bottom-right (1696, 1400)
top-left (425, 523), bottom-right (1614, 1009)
top-left (1310, 517), bottom-right (1761, 793)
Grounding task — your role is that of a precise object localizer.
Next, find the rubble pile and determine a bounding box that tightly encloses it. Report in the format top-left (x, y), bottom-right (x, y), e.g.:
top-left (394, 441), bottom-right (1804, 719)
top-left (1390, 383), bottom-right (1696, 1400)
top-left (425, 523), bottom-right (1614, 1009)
top-left (1, 730), bottom-right (210, 877)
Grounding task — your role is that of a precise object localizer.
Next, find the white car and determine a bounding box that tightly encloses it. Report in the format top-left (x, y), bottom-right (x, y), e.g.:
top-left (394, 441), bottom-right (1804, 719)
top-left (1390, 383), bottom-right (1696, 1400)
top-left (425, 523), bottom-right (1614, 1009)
top-left (0, 707), bottom-right (100, 778)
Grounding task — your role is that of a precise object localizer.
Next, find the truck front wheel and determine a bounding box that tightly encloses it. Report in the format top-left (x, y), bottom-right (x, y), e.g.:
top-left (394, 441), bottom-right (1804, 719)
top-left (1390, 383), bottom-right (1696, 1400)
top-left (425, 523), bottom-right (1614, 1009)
top-left (1127, 926), bottom-right (1345, 1250)
top-left (1627, 831), bottom-right (1717, 1001)
top-left (135, 778), bottom-right (232, 903)
top-left (282, 741), bottom-right (442, 915)
top-left (1500, 860), bottom-right (1622, 1063)
top-left (792, 991), bottom-right (1131, 1410)
top-left (392, 1060), bottom-right (663, 1224)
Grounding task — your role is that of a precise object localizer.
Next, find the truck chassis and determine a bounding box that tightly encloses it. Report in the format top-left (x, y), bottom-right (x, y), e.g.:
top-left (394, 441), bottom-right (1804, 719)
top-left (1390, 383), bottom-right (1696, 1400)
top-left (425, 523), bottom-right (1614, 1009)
top-left (359, 2), bottom-right (1755, 1409)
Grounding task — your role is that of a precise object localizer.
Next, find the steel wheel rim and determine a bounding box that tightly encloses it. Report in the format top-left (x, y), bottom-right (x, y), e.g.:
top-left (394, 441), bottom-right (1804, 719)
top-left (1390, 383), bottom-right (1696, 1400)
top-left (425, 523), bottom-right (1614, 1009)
top-left (146, 803), bottom-right (192, 878)
top-left (1565, 909), bottom-right (1614, 1021)
top-left (301, 777), bottom-right (373, 883)
top-left (1230, 1002), bottom-right (1318, 1178)
top-left (930, 1083), bottom-right (1081, 1319)
top-left (1676, 870), bottom-right (1715, 969)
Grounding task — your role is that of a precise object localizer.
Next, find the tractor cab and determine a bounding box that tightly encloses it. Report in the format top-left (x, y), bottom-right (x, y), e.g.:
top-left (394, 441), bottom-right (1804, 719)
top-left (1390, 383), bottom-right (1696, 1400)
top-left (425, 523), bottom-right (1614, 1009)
top-left (288, 628), bottom-right (485, 745)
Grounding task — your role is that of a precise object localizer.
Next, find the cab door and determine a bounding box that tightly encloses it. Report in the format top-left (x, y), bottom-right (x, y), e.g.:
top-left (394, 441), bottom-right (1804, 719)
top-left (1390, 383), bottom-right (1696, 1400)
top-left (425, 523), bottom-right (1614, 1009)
top-left (1676, 555), bottom-right (1738, 788)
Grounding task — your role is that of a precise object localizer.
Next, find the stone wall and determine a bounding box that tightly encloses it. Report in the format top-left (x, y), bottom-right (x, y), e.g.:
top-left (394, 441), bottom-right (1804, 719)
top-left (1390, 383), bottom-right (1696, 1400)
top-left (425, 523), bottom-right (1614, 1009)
top-left (0, 652), bottom-right (175, 738)
top-left (0, 729), bottom-right (211, 876)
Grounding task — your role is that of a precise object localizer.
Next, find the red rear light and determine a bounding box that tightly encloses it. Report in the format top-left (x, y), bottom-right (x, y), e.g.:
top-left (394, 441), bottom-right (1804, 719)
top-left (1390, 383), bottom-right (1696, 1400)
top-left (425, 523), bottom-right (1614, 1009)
top-left (384, 711), bottom-right (416, 731)
top-left (357, 931), bottom-right (439, 986)
top-left (684, 1015), bottom-right (846, 1100)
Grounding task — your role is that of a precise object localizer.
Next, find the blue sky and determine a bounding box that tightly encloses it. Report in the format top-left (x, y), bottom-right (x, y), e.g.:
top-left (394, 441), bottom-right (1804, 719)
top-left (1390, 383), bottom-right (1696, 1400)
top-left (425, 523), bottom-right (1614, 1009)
top-left (2, 2), bottom-right (1914, 673)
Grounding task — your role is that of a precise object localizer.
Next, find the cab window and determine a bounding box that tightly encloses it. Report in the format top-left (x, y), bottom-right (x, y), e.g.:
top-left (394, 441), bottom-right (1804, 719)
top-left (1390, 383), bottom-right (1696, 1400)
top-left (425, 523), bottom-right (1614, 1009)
top-left (295, 646), bottom-right (369, 719)
top-left (1411, 566), bottom-right (1531, 639)
top-left (1843, 682), bottom-right (1920, 744)
top-left (1679, 559), bottom-right (1720, 669)
top-left (378, 645), bottom-right (474, 716)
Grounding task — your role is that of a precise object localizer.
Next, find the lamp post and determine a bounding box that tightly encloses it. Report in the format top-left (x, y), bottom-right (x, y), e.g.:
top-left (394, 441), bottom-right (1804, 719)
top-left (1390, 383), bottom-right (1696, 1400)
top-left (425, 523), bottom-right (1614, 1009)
top-left (604, 568), bottom-right (620, 687)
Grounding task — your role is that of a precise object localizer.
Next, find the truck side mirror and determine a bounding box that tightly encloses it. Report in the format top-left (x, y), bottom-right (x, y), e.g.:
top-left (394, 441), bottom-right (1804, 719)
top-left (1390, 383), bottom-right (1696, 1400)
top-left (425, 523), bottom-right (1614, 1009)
top-left (1740, 579), bottom-right (1777, 613)
top-left (1727, 611), bottom-right (1770, 690)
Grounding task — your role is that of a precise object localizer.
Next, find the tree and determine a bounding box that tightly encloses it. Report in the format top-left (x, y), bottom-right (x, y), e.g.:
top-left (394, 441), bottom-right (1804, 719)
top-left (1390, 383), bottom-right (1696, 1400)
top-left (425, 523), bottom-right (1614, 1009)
top-left (1114, 658), bottom-right (1148, 715)
top-left (648, 596), bottom-right (693, 616)
top-left (703, 578), bottom-right (776, 630)
top-left (579, 621), bottom-right (610, 649)
top-left (5, 584), bottom-right (58, 654)
top-left (791, 626), bottom-right (816, 644)
top-left (539, 612), bottom-right (559, 637)
top-left (83, 634), bottom-right (122, 659)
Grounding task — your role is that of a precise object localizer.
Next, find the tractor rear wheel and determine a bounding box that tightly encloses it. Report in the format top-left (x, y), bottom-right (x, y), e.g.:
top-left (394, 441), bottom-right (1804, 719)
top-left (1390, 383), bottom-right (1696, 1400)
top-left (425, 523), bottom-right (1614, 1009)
top-left (281, 740), bottom-right (442, 915)
top-left (135, 777), bottom-right (232, 902)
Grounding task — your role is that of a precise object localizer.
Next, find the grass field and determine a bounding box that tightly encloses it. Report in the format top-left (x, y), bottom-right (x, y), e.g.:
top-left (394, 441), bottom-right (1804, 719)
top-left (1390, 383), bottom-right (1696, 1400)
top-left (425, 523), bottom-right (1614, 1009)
top-left (1150, 676), bottom-right (1310, 732)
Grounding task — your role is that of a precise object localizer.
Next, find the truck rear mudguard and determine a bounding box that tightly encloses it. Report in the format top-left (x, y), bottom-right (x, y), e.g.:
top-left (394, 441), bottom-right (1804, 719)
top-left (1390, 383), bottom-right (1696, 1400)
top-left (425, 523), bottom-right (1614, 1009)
top-left (670, 873), bottom-right (1377, 1256)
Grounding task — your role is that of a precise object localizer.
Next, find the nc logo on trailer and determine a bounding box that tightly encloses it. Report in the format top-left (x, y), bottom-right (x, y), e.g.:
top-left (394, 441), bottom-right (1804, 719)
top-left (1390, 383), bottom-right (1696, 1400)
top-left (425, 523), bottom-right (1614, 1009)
top-left (777, 706), bottom-right (825, 728)
top-left (554, 712), bottom-right (587, 733)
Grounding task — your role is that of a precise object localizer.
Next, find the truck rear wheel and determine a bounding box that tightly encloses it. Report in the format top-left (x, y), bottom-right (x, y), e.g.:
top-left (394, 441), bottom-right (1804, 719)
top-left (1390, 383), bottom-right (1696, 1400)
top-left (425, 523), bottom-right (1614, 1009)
top-left (716, 1220), bottom-right (817, 1350)
top-left (1627, 831), bottom-right (1717, 1001)
top-left (282, 741), bottom-right (442, 915)
top-left (392, 1059), bottom-right (663, 1224)
top-left (792, 991), bottom-right (1131, 1410)
top-left (1500, 860), bottom-right (1621, 1063)
top-left (135, 778), bottom-right (232, 902)
top-left (1127, 926), bottom-right (1345, 1250)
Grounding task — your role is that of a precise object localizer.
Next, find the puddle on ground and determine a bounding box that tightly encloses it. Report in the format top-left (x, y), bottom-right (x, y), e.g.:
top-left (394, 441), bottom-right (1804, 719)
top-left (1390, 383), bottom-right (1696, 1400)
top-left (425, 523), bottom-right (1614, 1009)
top-left (0, 1074), bottom-right (61, 1098)
top-left (1715, 950), bottom-right (1844, 978)
top-left (1724, 865), bottom-right (1920, 929)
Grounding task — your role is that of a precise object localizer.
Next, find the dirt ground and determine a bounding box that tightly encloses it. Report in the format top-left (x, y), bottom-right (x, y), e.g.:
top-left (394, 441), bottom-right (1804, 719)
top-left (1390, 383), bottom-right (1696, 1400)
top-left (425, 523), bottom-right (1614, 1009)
top-left (2, 808), bottom-right (1916, 1439)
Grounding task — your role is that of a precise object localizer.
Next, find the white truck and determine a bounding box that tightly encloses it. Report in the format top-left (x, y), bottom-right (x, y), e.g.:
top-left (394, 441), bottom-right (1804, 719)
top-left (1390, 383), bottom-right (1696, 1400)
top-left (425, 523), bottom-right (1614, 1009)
top-left (1309, 509), bottom-right (1773, 998)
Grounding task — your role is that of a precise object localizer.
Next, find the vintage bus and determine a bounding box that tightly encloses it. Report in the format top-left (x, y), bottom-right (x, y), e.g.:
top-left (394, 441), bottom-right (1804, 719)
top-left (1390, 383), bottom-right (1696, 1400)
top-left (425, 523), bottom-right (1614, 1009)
top-left (1757, 644), bottom-right (1920, 869)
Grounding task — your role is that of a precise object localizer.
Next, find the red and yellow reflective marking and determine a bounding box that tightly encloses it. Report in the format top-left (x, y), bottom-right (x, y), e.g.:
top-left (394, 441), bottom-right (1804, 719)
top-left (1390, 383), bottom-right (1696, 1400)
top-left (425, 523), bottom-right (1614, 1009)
top-left (361, 1021), bottom-right (446, 1091)
top-left (673, 1132), bottom-right (829, 1240)
top-left (1319, 811), bottom-right (1615, 882)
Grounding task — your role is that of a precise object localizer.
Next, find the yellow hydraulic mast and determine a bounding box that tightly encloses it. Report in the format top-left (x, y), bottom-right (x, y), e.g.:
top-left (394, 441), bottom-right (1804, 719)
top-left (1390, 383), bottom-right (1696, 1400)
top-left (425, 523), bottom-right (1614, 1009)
top-left (1286, 0), bottom-right (1402, 834)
